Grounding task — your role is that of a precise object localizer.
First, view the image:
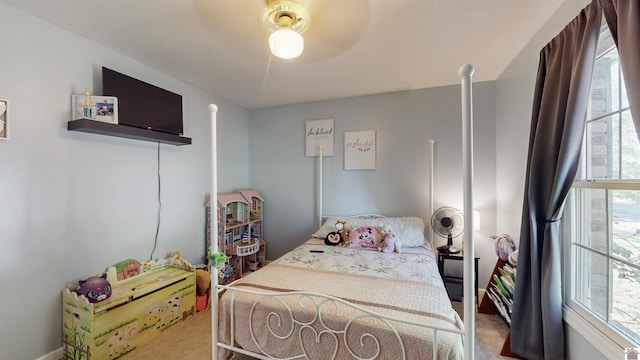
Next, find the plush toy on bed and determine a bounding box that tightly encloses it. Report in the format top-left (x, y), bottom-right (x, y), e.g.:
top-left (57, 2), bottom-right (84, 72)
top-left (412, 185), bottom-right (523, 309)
top-left (335, 220), bottom-right (351, 247)
top-left (377, 225), bottom-right (402, 253)
top-left (324, 231), bottom-right (343, 246)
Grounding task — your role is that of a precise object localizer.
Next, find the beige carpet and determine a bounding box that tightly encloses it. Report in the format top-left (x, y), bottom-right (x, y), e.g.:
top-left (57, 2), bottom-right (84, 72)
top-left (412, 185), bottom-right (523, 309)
top-left (120, 299), bottom-right (513, 360)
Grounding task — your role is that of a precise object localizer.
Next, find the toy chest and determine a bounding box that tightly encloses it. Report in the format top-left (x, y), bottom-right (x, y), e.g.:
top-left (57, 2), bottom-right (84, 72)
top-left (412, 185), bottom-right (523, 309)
top-left (62, 263), bottom-right (196, 359)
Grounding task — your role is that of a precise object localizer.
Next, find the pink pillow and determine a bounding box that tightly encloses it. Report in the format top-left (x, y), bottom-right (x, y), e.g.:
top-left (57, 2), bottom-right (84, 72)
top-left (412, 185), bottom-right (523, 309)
top-left (348, 226), bottom-right (383, 248)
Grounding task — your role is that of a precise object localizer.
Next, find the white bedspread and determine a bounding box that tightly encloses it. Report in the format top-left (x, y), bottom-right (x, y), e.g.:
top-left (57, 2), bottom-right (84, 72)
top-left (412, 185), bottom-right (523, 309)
top-left (273, 240), bottom-right (442, 284)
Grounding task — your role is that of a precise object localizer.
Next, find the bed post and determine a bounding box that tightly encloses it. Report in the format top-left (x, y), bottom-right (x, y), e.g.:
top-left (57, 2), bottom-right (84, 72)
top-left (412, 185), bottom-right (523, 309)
top-left (428, 139), bottom-right (435, 255)
top-left (459, 64), bottom-right (475, 360)
top-left (318, 145), bottom-right (323, 228)
top-left (209, 104), bottom-right (219, 360)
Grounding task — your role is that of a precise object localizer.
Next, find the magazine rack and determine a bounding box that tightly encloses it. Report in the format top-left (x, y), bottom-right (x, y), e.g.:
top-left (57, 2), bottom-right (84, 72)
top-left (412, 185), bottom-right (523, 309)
top-left (478, 258), bottom-right (524, 359)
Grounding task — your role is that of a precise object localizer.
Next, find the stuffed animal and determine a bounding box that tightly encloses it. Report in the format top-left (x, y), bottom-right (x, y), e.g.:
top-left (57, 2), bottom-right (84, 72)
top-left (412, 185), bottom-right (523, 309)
top-left (218, 264), bottom-right (235, 284)
top-left (208, 250), bottom-right (227, 268)
top-left (349, 226), bottom-right (382, 248)
top-left (195, 269), bottom-right (211, 297)
top-left (377, 225), bottom-right (402, 253)
top-left (325, 231), bottom-right (342, 246)
top-left (335, 220), bottom-right (350, 246)
top-left (75, 274), bottom-right (112, 303)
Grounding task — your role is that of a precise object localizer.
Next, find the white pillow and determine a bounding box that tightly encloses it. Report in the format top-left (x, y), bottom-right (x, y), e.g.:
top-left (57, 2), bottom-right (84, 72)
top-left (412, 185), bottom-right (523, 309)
top-left (313, 216), bottom-right (426, 248)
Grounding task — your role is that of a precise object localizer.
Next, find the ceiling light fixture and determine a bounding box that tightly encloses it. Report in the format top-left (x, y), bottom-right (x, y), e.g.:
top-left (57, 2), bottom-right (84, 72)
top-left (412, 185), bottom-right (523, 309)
top-left (263, 0), bottom-right (309, 59)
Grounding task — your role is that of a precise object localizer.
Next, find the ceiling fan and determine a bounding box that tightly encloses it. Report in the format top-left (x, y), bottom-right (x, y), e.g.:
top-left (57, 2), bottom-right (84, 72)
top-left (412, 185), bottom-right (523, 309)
top-left (195, 0), bottom-right (370, 62)
top-left (431, 206), bottom-right (464, 254)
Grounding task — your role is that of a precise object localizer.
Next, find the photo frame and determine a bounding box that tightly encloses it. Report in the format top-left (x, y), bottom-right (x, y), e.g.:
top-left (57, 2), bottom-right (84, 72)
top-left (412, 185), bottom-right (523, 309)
top-left (71, 94), bottom-right (118, 124)
top-left (344, 130), bottom-right (376, 170)
top-left (0, 98), bottom-right (8, 140)
top-left (305, 119), bottom-right (334, 157)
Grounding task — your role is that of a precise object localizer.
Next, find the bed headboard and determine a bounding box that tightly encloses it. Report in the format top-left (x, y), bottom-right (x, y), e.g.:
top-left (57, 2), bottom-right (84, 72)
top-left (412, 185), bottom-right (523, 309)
top-left (322, 214), bottom-right (387, 221)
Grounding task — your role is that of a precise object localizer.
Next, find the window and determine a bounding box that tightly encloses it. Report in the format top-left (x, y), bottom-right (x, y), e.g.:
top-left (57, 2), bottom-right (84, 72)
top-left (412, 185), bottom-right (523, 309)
top-left (566, 26), bottom-right (640, 347)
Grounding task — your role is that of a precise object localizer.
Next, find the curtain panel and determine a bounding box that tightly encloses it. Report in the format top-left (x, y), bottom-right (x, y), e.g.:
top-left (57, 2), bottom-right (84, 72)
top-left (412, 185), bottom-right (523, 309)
top-left (513, 0), bottom-right (640, 358)
top-left (600, 0), bottom-right (640, 140)
top-left (511, 2), bottom-right (602, 359)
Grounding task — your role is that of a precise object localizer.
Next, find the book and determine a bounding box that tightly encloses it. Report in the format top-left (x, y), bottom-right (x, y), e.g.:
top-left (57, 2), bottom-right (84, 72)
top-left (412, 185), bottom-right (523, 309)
top-left (499, 267), bottom-right (515, 285)
top-left (493, 274), bottom-right (509, 297)
top-left (487, 287), bottom-right (511, 324)
top-left (500, 275), bottom-right (515, 297)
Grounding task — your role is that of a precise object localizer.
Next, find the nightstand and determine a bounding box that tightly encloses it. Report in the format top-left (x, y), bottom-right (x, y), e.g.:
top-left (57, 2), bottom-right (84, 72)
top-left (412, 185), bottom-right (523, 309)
top-left (437, 252), bottom-right (479, 305)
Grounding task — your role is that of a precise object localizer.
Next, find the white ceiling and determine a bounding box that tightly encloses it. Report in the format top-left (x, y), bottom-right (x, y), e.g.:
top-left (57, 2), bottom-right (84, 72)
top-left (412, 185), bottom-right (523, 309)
top-left (2, 0), bottom-right (567, 109)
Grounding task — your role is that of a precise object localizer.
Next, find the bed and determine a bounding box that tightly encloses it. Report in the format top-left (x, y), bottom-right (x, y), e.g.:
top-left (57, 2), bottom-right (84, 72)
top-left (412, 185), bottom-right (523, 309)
top-left (208, 65), bottom-right (477, 359)
top-left (217, 216), bottom-right (464, 359)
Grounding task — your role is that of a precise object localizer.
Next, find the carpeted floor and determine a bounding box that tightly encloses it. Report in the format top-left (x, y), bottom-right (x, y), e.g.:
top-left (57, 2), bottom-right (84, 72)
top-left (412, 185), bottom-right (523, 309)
top-left (120, 299), bottom-right (512, 360)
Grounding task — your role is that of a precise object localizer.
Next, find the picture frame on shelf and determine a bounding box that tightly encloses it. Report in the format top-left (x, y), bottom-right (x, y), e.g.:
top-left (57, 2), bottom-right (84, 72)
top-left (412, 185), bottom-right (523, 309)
top-left (0, 98), bottom-right (9, 140)
top-left (71, 94), bottom-right (118, 124)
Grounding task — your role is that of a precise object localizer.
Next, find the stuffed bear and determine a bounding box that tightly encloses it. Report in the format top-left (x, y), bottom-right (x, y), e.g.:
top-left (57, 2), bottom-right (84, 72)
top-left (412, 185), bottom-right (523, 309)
top-left (378, 225), bottom-right (401, 253)
top-left (335, 220), bottom-right (351, 247)
top-left (196, 269), bottom-right (211, 297)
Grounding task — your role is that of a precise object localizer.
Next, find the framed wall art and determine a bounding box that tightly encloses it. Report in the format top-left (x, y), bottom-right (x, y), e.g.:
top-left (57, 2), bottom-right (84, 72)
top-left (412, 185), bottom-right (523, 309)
top-left (344, 130), bottom-right (376, 170)
top-left (305, 119), bottom-right (334, 157)
top-left (0, 98), bottom-right (8, 140)
top-left (71, 94), bottom-right (118, 124)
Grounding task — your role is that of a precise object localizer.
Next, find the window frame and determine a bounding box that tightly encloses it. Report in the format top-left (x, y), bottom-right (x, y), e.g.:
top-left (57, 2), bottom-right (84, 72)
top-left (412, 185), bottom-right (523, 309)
top-left (563, 185), bottom-right (639, 357)
top-left (562, 22), bottom-right (640, 356)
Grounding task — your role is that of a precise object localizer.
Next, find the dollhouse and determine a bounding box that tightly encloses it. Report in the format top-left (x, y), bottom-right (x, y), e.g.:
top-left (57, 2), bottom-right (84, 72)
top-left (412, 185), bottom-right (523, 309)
top-left (206, 189), bottom-right (265, 284)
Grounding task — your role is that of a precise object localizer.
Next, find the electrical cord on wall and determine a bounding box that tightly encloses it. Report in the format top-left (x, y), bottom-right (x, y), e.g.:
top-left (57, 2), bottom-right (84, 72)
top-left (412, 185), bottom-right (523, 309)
top-left (149, 143), bottom-right (161, 260)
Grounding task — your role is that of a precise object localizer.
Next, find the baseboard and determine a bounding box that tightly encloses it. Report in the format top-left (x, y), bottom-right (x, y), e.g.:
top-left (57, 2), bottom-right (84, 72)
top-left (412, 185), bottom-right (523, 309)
top-left (35, 347), bottom-right (62, 360)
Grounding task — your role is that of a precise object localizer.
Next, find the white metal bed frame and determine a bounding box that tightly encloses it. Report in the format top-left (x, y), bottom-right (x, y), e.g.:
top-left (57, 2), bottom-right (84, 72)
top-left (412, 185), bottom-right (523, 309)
top-left (216, 286), bottom-right (464, 360)
top-left (208, 64), bottom-right (477, 359)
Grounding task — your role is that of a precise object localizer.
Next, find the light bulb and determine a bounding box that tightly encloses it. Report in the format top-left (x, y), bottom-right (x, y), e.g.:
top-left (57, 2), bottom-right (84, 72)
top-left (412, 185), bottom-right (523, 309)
top-left (269, 28), bottom-right (304, 59)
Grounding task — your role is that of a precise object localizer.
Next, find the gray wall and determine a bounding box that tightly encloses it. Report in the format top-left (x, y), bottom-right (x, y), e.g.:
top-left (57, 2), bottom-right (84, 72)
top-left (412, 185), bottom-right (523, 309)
top-left (494, 0), bottom-right (606, 358)
top-left (249, 82), bottom-right (498, 288)
top-left (0, 3), bottom-right (249, 359)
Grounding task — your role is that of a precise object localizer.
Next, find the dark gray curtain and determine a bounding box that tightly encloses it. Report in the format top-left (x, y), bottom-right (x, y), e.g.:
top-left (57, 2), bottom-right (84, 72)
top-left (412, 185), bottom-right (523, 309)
top-left (600, 0), bottom-right (640, 139)
top-left (510, 2), bottom-right (602, 359)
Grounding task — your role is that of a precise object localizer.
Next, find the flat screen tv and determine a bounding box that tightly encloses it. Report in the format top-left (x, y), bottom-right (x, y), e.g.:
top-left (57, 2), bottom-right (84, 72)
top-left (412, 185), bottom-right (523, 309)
top-left (102, 67), bottom-right (183, 135)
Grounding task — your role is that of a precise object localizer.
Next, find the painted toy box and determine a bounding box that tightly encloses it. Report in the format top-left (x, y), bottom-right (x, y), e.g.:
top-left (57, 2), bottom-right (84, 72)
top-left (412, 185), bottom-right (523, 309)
top-left (62, 254), bottom-right (196, 359)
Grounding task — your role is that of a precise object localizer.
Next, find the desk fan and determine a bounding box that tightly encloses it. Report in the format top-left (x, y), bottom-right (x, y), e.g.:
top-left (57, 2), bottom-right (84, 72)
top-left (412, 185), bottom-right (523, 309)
top-left (431, 206), bottom-right (464, 254)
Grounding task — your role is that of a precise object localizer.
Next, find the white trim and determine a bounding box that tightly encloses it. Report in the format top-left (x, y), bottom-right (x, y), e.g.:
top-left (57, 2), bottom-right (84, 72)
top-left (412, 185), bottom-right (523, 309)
top-left (563, 304), bottom-right (634, 360)
top-left (35, 347), bottom-right (62, 360)
top-left (573, 180), bottom-right (640, 190)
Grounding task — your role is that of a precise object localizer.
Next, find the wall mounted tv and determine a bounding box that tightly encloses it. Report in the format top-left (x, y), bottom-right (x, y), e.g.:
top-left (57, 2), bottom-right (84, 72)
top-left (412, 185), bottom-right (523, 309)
top-left (102, 67), bottom-right (183, 136)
